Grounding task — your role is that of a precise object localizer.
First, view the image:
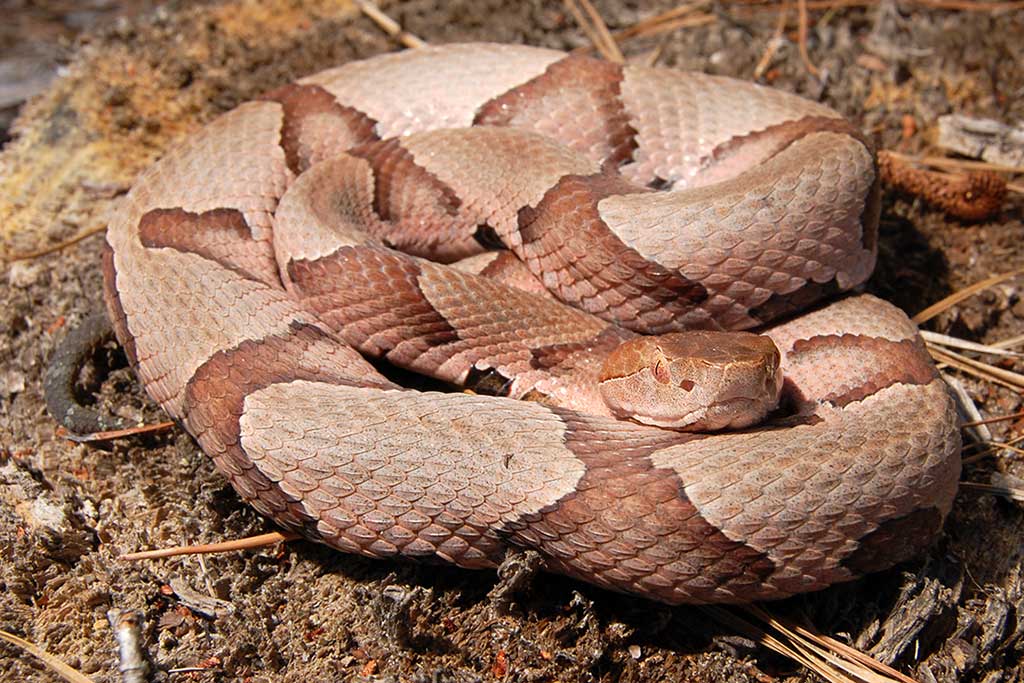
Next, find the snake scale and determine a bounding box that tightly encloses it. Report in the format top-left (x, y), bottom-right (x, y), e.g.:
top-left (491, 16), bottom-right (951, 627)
top-left (95, 43), bottom-right (960, 604)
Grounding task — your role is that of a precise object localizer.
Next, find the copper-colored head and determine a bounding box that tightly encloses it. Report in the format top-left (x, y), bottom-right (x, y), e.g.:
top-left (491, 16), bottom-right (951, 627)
top-left (599, 331), bottom-right (782, 431)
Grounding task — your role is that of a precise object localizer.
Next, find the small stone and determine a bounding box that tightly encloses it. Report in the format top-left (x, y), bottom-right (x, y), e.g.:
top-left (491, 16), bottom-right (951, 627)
top-left (0, 369), bottom-right (25, 396)
top-left (7, 260), bottom-right (41, 288)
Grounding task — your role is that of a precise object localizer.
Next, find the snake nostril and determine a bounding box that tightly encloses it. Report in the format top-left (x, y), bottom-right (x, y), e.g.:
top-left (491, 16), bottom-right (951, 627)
top-left (679, 379), bottom-right (695, 392)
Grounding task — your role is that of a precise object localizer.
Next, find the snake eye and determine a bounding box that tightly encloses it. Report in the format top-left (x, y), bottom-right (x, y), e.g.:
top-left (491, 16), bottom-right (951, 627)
top-left (653, 359), bottom-right (671, 384)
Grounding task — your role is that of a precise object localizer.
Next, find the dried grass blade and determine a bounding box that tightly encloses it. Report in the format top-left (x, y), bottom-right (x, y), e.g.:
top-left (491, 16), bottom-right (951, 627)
top-left (797, 0), bottom-right (822, 76)
top-left (620, 12), bottom-right (718, 41)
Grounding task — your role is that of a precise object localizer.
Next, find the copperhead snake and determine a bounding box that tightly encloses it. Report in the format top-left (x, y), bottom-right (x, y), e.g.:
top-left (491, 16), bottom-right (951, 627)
top-left (70, 43), bottom-right (961, 604)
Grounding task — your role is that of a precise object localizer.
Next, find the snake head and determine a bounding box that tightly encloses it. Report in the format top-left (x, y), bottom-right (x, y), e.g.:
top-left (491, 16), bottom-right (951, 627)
top-left (598, 331), bottom-right (783, 432)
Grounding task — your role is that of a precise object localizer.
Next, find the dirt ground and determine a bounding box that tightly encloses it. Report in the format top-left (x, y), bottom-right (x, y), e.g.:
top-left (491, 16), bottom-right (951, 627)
top-left (1, 1), bottom-right (1023, 681)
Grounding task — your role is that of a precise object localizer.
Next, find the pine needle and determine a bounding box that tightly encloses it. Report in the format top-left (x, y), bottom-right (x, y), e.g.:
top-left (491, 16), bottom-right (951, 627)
top-left (753, 0), bottom-right (790, 79)
top-left (120, 531), bottom-right (298, 561)
top-left (57, 421), bottom-right (176, 443)
top-left (912, 268), bottom-right (1024, 325)
top-left (884, 151), bottom-right (1024, 177)
top-left (613, 2), bottom-right (716, 43)
top-left (961, 433), bottom-right (1024, 464)
top-left (745, 603), bottom-right (917, 683)
top-left (703, 605), bottom-right (916, 683)
top-left (733, 0), bottom-right (1024, 12)
top-left (3, 224), bottom-right (107, 263)
top-left (928, 345), bottom-right (1024, 392)
top-left (920, 330), bottom-right (1023, 358)
top-left (564, 0), bottom-right (625, 63)
top-left (0, 629), bottom-right (96, 683)
top-left (961, 480), bottom-right (1024, 503)
top-left (986, 441), bottom-right (1024, 457)
top-left (961, 410), bottom-right (1024, 428)
top-left (796, 0), bottom-right (822, 77)
top-left (991, 333), bottom-right (1024, 350)
top-left (354, 0), bottom-right (427, 49)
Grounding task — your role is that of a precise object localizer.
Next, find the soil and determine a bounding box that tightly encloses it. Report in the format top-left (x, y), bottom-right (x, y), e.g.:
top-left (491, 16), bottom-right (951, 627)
top-left (1, 1), bottom-right (1023, 682)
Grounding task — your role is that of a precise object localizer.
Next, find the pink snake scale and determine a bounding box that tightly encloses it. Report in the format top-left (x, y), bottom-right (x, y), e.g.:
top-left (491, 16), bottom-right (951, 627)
top-left (103, 43), bottom-right (960, 604)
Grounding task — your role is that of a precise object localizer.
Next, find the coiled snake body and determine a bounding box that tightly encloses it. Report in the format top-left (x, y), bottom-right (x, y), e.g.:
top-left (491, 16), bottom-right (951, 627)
top-left (96, 44), bottom-right (959, 604)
